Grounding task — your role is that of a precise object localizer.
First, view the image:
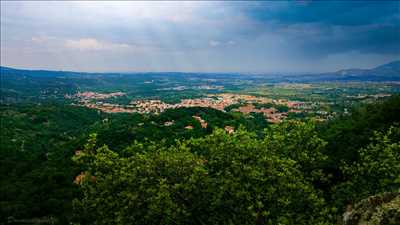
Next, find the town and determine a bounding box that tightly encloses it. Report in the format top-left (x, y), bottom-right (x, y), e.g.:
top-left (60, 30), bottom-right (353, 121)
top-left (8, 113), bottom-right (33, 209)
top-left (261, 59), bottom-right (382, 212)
top-left (68, 91), bottom-right (336, 123)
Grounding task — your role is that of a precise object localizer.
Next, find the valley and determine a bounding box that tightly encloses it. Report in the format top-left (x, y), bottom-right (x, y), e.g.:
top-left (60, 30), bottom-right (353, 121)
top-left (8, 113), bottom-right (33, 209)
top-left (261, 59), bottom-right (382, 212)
top-left (1, 63), bottom-right (400, 224)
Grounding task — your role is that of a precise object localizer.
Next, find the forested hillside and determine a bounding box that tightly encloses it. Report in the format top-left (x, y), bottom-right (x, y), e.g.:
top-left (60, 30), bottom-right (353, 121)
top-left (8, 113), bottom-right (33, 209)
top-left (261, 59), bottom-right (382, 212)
top-left (0, 105), bottom-right (268, 223)
top-left (1, 96), bottom-right (399, 224)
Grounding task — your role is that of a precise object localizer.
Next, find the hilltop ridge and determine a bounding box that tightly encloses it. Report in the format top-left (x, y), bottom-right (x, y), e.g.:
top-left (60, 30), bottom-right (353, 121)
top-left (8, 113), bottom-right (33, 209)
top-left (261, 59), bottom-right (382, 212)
top-left (2, 60), bottom-right (399, 82)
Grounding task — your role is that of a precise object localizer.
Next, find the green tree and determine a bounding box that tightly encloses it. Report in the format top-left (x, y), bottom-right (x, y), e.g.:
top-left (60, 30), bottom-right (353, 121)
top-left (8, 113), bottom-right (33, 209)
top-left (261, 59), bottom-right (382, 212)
top-left (263, 121), bottom-right (328, 183)
top-left (72, 125), bottom-right (331, 225)
top-left (333, 125), bottom-right (400, 207)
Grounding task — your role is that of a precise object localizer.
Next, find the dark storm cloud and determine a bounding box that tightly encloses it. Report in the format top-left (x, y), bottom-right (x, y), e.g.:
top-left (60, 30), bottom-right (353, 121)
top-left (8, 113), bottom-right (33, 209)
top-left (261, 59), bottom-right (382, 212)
top-left (247, 1), bottom-right (398, 26)
top-left (242, 1), bottom-right (400, 55)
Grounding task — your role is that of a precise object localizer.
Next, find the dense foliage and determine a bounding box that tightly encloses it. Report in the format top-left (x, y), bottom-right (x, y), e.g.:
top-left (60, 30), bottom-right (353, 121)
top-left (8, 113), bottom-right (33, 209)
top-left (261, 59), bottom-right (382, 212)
top-left (1, 96), bottom-right (399, 224)
top-left (333, 126), bottom-right (400, 206)
top-left (73, 123), bottom-right (331, 225)
top-left (0, 105), bottom-right (268, 223)
top-left (72, 119), bottom-right (400, 225)
top-left (0, 104), bottom-right (102, 222)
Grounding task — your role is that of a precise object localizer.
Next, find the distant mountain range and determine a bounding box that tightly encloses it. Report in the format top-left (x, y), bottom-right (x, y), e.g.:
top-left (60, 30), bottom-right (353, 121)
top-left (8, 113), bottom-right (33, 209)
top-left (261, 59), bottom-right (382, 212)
top-left (284, 60), bottom-right (400, 82)
top-left (1, 60), bottom-right (400, 82)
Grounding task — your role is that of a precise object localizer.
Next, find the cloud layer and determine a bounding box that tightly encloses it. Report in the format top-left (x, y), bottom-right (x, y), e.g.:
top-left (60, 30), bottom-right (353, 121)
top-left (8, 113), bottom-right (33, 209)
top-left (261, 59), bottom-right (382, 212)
top-left (1, 1), bottom-right (399, 73)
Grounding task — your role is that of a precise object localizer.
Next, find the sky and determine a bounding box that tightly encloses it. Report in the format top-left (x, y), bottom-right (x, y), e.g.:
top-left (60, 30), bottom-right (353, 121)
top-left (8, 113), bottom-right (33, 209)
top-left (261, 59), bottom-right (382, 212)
top-left (1, 1), bottom-right (399, 73)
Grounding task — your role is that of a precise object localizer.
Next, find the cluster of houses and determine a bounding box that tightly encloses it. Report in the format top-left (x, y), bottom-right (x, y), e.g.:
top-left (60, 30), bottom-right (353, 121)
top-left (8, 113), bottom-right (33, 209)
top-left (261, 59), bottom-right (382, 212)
top-left (130, 94), bottom-right (266, 113)
top-left (69, 91), bottom-right (330, 123)
top-left (233, 104), bottom-right (287, 123)
top-left (193, 116), bottom-right (208, 128)
top-left (79, 102), bottom-right (136, 113)
top-left (67, 91), bottom-right (126, 102)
